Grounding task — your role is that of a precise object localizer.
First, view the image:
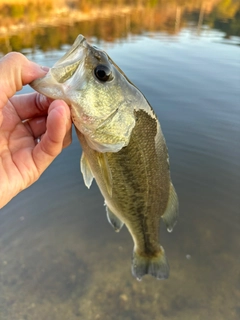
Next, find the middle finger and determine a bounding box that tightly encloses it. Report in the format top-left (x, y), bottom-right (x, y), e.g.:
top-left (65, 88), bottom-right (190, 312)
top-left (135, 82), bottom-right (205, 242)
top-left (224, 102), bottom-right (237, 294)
top-left (23, 116), bottom-right (47, 139)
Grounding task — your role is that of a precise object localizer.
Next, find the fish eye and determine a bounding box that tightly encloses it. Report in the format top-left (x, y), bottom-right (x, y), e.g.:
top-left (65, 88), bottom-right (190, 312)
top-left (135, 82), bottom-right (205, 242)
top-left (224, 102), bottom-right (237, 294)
top-left (94, 64), bottom-right (112, 82)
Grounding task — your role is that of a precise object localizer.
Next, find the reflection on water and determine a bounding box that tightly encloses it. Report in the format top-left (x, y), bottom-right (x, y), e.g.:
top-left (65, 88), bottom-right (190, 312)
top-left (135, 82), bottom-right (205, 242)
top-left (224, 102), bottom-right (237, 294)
top-left (0, 0), bottom-right (240, 54)
top-left (0, 1), bottom-right (240, 320)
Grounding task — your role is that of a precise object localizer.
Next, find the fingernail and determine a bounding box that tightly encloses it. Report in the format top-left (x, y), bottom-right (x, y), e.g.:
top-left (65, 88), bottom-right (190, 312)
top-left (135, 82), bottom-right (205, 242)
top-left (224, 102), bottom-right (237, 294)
top-left (35, 118), bottom-right (45, 125)
top-left (41, 66), bottom-right (49, 72)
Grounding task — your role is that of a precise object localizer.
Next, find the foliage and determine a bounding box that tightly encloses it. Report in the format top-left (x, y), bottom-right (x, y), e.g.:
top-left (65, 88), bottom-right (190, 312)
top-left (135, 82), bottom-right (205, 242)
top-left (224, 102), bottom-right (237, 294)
top-left (0, 0), bottom-right (239, 55)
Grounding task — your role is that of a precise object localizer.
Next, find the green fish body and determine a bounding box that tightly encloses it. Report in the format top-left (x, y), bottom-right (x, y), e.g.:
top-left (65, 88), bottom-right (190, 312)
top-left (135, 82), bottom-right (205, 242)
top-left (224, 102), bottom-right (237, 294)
top-left (31, 35), bottom-right (179, 280)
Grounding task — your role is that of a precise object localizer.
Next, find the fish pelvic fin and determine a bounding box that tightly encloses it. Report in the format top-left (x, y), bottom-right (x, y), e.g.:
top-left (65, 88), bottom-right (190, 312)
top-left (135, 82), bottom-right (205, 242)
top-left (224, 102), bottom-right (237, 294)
top-left (162, 183), bottom-right (179, 233)
top-left (105, 204), bottom-right (124, 232)
top-left (97, 153), bottom-right (112, 197)
top-left (131, 246), bottom-right (169, 281)
top-left (80, 152), bottom-right (94, 188)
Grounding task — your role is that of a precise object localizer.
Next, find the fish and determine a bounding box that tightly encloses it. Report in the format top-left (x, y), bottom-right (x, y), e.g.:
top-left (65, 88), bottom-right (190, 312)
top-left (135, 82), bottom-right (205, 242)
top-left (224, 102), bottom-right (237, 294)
top-left (30, 34), bottom-right (179, 281)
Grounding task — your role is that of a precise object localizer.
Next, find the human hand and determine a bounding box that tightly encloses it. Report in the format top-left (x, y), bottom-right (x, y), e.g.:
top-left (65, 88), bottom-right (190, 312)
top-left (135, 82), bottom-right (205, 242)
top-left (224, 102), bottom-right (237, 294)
top-left (0, 52), bottom-right (72, 209)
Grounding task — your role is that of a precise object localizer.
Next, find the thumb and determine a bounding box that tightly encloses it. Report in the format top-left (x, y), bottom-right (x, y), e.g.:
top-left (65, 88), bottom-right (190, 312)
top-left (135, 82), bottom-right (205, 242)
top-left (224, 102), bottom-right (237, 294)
top-left (0, 52), bottom-right (48, 109)
top-left (32, 100), bottom-right (71, 175)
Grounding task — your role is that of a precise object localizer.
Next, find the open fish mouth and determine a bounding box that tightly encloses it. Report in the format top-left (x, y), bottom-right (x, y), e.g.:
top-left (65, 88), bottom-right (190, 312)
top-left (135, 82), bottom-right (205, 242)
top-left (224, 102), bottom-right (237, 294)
top-left (53, 35), bottom-right (87, 69)
top-left (30, 35), bottom-right (88, 100)
top-left (50, 35), bottom-right (87, 83)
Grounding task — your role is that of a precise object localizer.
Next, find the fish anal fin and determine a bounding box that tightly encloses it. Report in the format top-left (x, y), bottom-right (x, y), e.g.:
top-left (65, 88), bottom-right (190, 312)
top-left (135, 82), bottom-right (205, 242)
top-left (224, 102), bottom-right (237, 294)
top-left (97, 153), bottom-right (112, 197)
top-left (132, 246), bottom-right (169, 281)
top-left (106, 205), bottom-right (124, 232)
top-left (80, 152), bottom-right (94, 189)
top-left (162, 183), bottom-right (179, 232)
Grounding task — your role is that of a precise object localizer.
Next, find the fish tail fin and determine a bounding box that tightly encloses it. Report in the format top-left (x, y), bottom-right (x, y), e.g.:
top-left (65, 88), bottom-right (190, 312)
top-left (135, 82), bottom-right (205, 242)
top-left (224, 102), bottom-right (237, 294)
top-left (131, 246), bottom-right (169, 281)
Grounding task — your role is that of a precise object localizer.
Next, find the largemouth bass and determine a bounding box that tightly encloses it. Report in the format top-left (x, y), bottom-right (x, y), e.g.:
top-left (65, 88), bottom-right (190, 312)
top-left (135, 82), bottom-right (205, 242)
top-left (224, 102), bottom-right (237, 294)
top-left (31, 35), bottom-right (179, 280)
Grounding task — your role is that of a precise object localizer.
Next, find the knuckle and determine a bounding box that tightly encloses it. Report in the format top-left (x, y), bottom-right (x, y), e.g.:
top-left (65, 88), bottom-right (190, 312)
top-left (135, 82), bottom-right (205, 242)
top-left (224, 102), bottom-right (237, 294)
top-left (4, 52), bottom-right (27, 64)
top-left (35, 93), bottom-right (51, 112)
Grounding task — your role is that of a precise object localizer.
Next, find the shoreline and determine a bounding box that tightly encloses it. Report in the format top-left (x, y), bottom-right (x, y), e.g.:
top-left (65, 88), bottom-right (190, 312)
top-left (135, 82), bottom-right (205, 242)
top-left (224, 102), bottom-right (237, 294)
top-left (0, 6), bottom-right (135, 37)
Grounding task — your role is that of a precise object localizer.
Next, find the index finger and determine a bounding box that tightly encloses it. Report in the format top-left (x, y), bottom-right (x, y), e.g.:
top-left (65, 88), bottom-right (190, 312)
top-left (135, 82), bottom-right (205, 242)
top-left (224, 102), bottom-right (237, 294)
top-left (10, 92), bottom-right (54, 120)
top-left (0, 52), bottom-right (48, 108)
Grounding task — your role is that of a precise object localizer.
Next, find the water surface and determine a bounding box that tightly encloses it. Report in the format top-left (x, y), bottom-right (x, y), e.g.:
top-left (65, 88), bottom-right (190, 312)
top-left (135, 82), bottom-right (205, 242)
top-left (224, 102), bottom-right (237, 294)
top-left (0, 1), bottom-right (240, 320)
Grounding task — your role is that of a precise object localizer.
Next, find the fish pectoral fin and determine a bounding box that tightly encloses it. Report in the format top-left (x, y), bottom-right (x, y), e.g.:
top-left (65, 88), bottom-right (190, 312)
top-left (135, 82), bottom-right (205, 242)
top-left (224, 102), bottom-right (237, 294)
top-left (132, 246), bottom-right (169, 281)
top-left (80, 152), bottom-right (94, 188)
top-left (162, 183), bottom-right (179, 232)
top-left (97, 153), bottom-right (113, 197)
top-left (105, 205), bottom-right (124, 232)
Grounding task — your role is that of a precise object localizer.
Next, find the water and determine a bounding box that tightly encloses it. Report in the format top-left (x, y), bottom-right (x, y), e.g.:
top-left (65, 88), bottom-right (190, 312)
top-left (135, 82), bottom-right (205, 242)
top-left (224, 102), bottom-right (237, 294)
top-left (0, 2), bottom-right (240, 320)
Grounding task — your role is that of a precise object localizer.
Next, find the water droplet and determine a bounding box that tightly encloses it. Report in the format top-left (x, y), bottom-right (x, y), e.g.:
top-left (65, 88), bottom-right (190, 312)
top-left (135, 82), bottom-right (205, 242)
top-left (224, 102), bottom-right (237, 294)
top-left (167, 227), bottom-right (173, 233)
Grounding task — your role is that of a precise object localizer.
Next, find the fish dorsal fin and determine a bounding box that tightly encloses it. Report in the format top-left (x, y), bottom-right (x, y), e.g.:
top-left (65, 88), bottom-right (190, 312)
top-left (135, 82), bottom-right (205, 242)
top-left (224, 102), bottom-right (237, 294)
top-left (80, 152), bottom-right (94, 189)
top-left (96, 153), bottom-right (113, 197)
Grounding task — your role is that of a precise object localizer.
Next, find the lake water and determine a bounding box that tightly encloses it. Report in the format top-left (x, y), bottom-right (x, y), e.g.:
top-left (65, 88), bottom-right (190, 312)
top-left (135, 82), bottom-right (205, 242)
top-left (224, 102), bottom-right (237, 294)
top-left (0, 3), bottom-right (240, 320)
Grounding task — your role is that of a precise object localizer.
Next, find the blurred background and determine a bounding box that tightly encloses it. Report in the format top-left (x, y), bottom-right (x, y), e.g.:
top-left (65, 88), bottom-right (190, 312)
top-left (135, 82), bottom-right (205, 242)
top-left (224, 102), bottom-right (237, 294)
top-left (0, 1), bottom-right (239, 320)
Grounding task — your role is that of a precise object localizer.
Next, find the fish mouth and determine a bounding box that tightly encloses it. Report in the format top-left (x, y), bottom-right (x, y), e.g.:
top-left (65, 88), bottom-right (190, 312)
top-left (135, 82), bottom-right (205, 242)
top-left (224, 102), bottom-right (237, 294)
top-left (50, 35), bottom-right (88, 83)
top-left (54, 35), bottom-right (87, 69)
top-left (30, 34), bottom-right (88, 96)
